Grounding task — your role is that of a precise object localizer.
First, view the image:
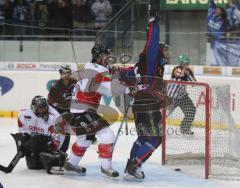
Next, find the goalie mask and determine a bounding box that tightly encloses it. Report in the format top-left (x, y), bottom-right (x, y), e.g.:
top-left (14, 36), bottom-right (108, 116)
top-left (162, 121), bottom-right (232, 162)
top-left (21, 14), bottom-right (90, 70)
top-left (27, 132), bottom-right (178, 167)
top-left (31, 96), bottom-right (49, 121)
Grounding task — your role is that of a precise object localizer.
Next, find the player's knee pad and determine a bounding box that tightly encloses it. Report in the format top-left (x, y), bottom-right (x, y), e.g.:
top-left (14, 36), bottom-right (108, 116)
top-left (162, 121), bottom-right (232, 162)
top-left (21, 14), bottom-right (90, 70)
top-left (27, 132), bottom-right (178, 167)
top-left (96, 127), bottom-right (115, 144)
top-left (98, 143), bottom-right (113, 159)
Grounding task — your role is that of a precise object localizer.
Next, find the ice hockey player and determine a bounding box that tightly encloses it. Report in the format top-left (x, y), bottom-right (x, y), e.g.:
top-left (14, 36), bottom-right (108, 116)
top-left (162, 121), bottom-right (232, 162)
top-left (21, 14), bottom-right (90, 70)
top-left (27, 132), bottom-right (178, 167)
top-left (167, 55), bottom-right (196, 135)
top-left (124, 14), bottom-right (169, 180)
top-left (14, 96), bottom-right (66, 174)
top-left (48, 65), bottom-right (77, 153)
top-left (64, 44), bottom-right (144, 178)
top-left (48, 65), bottom-right (77, 114)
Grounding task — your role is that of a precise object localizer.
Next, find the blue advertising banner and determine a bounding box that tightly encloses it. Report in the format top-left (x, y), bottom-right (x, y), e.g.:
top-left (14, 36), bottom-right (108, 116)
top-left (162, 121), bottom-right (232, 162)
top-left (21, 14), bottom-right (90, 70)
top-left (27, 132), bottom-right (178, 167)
top-left (211, 40), bottom-right (240, 66)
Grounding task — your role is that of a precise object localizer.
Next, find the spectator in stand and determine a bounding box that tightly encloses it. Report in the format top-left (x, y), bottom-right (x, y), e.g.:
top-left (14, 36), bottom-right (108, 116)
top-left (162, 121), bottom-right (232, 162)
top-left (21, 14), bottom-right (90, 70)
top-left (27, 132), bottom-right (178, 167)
top-left (12, 0), bottom-right (32, 35)
top-left (91, 0), bottom-right (112, 30)
top-left (4, 0), bottom-right (14, 35)
top-left (0, 1), bottom-right (4, 35)
top-left (85, 0), bottom-right (94, 8)
top-left (110, 0), bottom-right (122, 16)
top-left (73, 0), bottom-right (93, 35)
top-left (0, 1), bottom-right (5, 24)
top-left (208, 0), bottom-right (227, 39)
top-left (73, 0), bottom-right (92, 23)
top-left (226, 0), bottom-right (240, 34)
top-left (32, 0), bottom-right (48, 34)
top-left (48, 0), bottom-right (73, 36)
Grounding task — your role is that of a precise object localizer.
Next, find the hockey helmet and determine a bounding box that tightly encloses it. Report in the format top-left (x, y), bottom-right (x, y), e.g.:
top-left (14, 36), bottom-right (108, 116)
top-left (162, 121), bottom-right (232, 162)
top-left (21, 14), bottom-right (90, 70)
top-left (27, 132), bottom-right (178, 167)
top-left (59, 65), bottom-right (71, 74)
top-left (91, 44), bottom-right (110, 61)
top-left (31, 95), bottom-right (49, 121)
top-left (159, 42), bottom-right (169, 50)
top-left (159, 42), bottom-right (169, 60)
top-left (178, 54), bottom-right (190, 65)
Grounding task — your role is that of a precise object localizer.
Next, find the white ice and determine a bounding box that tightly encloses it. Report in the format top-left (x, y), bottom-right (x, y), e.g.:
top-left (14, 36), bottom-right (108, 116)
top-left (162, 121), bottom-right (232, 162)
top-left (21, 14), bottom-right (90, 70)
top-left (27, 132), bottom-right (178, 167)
top-left (0, 118), bottom-right (239, 188)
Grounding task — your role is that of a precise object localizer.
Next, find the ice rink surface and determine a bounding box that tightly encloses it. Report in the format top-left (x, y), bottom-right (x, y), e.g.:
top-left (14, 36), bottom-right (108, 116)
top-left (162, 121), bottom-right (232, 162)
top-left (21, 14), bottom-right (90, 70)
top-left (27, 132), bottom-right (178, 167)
top-left (0, 118), bottom-right (239, 188)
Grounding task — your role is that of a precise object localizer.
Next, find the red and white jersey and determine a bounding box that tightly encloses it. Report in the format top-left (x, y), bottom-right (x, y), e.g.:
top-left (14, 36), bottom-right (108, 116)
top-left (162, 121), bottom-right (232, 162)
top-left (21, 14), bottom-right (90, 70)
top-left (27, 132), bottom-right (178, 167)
top-left (18, 106), bottom-right (60, 136)
top-left (71, 62), bottom-right (128, 113)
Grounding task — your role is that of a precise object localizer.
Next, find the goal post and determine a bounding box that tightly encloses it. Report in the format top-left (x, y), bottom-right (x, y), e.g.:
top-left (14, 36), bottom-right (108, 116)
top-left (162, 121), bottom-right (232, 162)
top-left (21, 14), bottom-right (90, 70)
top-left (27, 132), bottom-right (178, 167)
top-left (161, 80), bottom-right (240, 179)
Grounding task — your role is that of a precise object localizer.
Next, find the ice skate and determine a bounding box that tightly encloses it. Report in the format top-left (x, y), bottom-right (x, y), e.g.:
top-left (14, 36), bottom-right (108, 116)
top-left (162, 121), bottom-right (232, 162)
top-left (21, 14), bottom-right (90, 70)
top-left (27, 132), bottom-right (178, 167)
top-left (101, 167), bottom-right (119, 178)
top-left (124, 159), bottom-right (145, 181)
top-left (64, 161), bottom-right (86, 176)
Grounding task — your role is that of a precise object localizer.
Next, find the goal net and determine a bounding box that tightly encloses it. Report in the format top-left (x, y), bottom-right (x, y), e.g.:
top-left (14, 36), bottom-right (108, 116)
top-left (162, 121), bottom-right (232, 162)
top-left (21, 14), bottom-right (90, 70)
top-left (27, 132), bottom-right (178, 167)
top-left (162, 80), bottom-right (240, 179)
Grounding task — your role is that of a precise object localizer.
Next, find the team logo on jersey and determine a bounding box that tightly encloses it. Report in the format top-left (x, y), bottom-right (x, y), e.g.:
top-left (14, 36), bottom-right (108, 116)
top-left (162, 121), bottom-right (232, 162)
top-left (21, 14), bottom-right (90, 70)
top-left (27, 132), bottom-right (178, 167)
top-left (46, 80), bottom-right (57, 91)
top-left (0, 76), bottom-right (14, 96)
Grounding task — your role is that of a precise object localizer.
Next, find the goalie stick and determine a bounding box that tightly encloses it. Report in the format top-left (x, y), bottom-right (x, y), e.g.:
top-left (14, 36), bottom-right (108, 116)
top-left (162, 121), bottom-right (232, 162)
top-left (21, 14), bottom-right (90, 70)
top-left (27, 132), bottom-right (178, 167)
top-left (0, 133), bottom-right (25, 173)
top-left (0, 151), bottom-right (24, 173)
top-left (0, 152), bottom-right (24, 173)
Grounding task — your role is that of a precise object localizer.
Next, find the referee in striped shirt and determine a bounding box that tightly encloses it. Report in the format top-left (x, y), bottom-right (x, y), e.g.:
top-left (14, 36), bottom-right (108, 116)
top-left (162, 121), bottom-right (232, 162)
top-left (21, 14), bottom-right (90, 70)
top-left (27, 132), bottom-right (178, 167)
top-left (167, 55), bottom-right (196, 135)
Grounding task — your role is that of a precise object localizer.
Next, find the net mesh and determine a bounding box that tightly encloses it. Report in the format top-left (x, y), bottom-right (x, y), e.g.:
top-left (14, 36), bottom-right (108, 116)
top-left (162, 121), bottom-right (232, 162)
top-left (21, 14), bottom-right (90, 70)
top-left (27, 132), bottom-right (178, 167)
top-left (163, 81), bottom-right (240, 179)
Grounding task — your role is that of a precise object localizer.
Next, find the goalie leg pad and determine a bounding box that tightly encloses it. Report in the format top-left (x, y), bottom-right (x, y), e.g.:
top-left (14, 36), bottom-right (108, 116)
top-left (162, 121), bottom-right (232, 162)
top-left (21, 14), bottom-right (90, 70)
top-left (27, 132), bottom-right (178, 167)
top-left (25, 153), bottom-right (44, 170)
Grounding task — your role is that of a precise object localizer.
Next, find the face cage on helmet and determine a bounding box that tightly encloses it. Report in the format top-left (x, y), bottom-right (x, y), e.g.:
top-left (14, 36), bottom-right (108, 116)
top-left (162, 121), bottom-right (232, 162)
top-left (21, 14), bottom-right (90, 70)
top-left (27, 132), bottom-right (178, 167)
top-left (59, 69), bottom-right (71, 75)
top-left (31, 104), bottom-right (49, 122)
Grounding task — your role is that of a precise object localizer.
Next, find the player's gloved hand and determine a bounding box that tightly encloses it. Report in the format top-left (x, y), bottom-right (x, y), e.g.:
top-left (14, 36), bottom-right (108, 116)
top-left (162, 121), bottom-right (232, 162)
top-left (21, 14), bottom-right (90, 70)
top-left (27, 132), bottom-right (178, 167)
top-left (108, 65), bottom-right (119, 75)
top-left (148, 15), bottom-right (160, 23)
top-left (148, 9), bottom-right (160, 23)
top-left (127, 84), bottom-right (148, 97)
top-left (48, 134), bottom-right (61, 151)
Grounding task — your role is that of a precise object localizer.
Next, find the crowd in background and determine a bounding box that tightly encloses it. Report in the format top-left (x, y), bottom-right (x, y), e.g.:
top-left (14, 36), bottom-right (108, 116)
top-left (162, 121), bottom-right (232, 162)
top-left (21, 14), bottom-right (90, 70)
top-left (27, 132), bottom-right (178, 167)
top-left (208, 0), bottom-right (240, 39)
top-left (2, 0), bottom-right (240, 38)
top-left (208, 0), bottom-right (240, 66)
top-left (0, 0), bottom-right (123, 36)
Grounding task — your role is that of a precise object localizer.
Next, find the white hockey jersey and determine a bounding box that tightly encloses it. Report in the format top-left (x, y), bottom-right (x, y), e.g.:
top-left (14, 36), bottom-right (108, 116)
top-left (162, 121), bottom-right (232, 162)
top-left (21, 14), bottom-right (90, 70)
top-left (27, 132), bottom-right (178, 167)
top-left (70, 62), bottom-right (130, 113)
top-left (18, 106), bottom-right (60, 136)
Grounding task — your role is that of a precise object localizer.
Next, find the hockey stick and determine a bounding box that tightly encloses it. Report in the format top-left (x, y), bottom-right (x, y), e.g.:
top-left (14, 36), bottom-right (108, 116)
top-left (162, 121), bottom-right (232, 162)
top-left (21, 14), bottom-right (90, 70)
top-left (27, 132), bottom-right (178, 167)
top-left (69, 33), bottom-right (81, 79)
top-left (0, 133), bottom-right (26, 173)
top-left (113, 101), bottom-right (133, 149)
top-left (0, 151), bottom-right (24, 173)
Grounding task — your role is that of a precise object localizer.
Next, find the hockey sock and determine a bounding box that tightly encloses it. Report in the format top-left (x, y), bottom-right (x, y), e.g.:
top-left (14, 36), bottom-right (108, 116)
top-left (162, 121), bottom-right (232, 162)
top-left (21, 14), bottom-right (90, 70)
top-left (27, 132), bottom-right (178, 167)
top-left (130, 136), bottom-right (161, 166)
top-left (98, 144), bottom-right (113, 169)
top-left (68, 143), bottom-right (87, 166)
top-left (130, 137), bottom-right (145, 160)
